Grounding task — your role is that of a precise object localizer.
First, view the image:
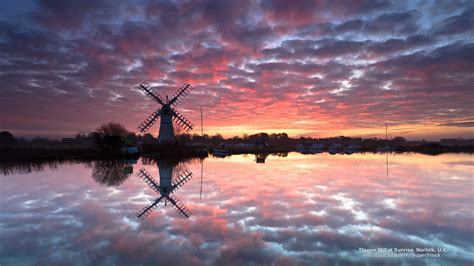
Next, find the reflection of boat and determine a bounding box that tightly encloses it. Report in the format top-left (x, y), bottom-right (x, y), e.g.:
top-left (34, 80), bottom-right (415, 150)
top-left (255, 153), bottom-right (268, 163)
top-left (123, 166), bottom-right (133, 174)
top-left (378, 123), bottom-right (395, 152)
top-left (121, 146), bottom-right (139, 154)
top-left (310, 143), bottom-right (325, 151)
top-left (296, 143), bottom-right (324, 154)
top-left (136, 163), bottom-right (193, 220)
top-left (328, 144), bottom-right (344, 154)
top-left (377, 146), bottom-right (396, 152)
top-left (296, 144), bottom-right (306, 153)
top-left (344, 144), bottom-right (361, 154)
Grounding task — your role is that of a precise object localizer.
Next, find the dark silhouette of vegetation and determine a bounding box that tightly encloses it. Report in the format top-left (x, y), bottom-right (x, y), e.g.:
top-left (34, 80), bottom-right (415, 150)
top-left (92, 122), bottom-right (130, 152)
top-left (1, 123), bottom-right (473, 163)
top-left (1, 159), bottom-right (60, 175)
top-left (0, 122), bottom-right (138, 162)
top-left (91, 160), bottom-right (132, 186)
top-left (0, 131), bottom-right (15, 146)
top-left (175, 132), bottom-right (473, 154)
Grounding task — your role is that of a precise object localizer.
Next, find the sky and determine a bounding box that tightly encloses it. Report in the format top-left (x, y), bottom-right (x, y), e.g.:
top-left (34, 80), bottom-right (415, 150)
top-left (0, 0), bottom-right (473, 140)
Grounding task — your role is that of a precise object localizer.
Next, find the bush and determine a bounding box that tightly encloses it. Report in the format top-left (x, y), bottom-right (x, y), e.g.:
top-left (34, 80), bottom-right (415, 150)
top-left (0, 131), bottom-right (15, 146)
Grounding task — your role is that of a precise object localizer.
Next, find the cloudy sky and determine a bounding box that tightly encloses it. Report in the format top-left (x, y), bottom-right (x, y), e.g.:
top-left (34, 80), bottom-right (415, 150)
top-left (0, 0), bottom-right (473, 139)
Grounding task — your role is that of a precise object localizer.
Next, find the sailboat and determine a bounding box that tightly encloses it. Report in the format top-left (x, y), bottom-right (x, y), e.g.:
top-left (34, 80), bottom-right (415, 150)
top-left (378, 123), bottom-right (395, 152)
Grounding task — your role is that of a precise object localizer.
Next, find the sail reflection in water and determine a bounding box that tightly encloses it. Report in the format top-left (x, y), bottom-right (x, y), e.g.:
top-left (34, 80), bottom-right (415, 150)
top-left (136, 164), bottom-right (193, 220)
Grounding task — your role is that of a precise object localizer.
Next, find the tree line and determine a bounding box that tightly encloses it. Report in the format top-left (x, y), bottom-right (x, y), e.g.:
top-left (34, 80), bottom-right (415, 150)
top-left (2, 122), bottom-right (473, 150)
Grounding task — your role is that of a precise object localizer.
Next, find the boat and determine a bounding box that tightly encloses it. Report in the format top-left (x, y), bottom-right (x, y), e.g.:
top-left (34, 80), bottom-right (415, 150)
top-left (210, 148), bottom-right (231, 157)
top-left (377, 123), bottom-right (396, 153)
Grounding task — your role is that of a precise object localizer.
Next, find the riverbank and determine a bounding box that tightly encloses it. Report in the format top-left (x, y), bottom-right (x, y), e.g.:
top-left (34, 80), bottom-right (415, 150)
top-left (0, 142), bottom-right (209, 162)
top-left (210, 144), bottom-right (474, 156)
top-left (1, 142), bottom-right (472, 163)
top-left (0, 146), bottom-right (139, 162)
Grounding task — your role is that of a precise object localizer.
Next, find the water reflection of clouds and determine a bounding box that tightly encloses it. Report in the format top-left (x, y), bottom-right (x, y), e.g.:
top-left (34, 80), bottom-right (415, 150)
top-left (0, 153), bottom-right (473, 265)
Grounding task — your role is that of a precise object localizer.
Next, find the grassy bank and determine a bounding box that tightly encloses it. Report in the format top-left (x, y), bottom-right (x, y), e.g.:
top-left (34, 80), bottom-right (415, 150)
top-left (0, 145), bottom-right (136, 162)
top-left (0, 142), bottom-right (209, 162)
top-left (1, 142), bottom-right (472, 163)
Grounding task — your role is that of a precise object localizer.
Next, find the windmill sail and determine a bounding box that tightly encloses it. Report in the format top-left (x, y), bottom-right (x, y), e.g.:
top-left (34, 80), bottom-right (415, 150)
top-left (171, 169), bottom-right (192, 193)
top-left (136, 196), bottom-right (163, 220)
top-left (169, 83), bottom-right (193, 105)
top-left (136, 165), bottom-right (193, 221)
top-left (138, 109), bottom-right (162, 133)
top-left (138, 82), bottom-right (166, 105)
top-left (168, 194), bottom-right (192, 218)
top-left (171, 108), bottom-right (194, 132)
top-left (137, 168), bottom-right (161, 193)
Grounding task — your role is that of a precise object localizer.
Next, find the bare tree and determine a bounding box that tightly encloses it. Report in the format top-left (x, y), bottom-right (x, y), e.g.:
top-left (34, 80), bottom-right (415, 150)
top-left (96, 122), bottom-right (129, 138)
top-left (92, 122), bottom-right (130, 151)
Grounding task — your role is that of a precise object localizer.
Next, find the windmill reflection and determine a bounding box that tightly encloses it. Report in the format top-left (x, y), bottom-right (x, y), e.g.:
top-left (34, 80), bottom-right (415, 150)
top-left (136, 163), bottom-right (193, 220)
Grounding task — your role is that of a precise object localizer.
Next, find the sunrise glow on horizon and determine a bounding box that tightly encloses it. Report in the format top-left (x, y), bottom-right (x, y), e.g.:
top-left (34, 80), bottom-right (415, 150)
top-left (1, 0), bottom-right (473, 140)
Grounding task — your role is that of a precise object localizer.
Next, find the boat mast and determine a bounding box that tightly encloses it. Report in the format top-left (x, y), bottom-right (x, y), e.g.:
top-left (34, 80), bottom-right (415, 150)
top-left (200, 107), bottom-right (203, 200)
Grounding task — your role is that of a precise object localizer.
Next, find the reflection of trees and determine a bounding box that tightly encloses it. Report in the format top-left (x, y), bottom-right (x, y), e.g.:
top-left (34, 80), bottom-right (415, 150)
top-left (1, 160), bottom-right (65, 175)
top-left (91, 160), bottom-right (131, 187)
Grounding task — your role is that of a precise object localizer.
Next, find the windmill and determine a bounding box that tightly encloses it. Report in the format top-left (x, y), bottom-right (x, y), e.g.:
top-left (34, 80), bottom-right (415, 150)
top-left (136, 82), bottom-right (194, 142)
top-left (136, 165), bottom-right (193, 220)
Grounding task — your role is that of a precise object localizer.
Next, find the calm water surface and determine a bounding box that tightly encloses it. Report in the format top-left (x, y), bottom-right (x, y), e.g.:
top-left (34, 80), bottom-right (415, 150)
top-left (0, 153), bottom-right (473, 265)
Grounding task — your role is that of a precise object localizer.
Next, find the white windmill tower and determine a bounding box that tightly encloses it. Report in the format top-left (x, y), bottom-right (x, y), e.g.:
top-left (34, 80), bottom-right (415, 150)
top-left (136, 82), bottom-right (194, 142)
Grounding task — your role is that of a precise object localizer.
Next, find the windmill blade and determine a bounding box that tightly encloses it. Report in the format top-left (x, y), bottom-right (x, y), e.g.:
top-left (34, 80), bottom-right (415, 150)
top-left (136, 196), bottom-right (164, 220)
top-left (137, 168), bottom-right (161, 193)
top-left (167, 194), bottom-right (192, 219)
top-left (171, 169), bottom-right (192, 193)
top-left (138, 108), bottom-right (162, 133)
top-left (169, 82), bottom-right (193, 106)
top-left (171, 108), bottom-right (194, 132)
top-left (137, 82), bottom-right (166, 105)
